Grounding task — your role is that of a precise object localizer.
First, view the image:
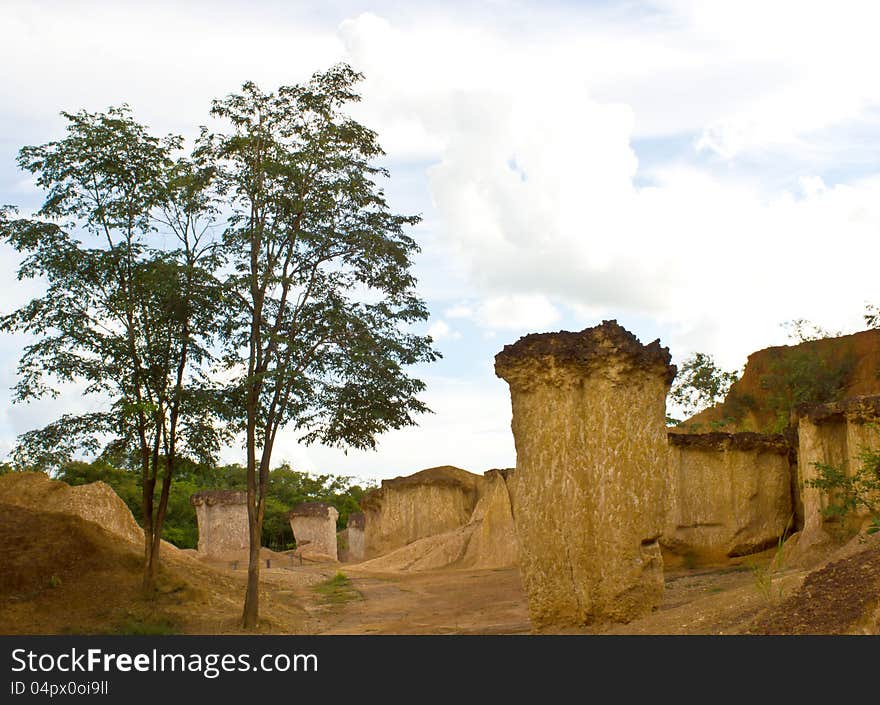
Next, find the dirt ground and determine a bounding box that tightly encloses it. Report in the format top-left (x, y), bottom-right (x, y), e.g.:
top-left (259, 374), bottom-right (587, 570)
top-left (3, 501), bottom-right (879, 635)
top-left (311, 553), bottom-right (805, 635)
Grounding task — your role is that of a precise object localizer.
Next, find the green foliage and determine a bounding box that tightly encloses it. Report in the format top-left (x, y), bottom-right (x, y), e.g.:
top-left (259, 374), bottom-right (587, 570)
top-left (865, 304), bottom-right (880, 330)
top-left (0, 104), bottom-right (229, 591)
top-left (757, 318), bottom-right (853, 432)
top-left (54, 458), bottom-right (375, 551)
top-left (758, 347), bottom-right (855, 433)
top-left (0, 108), bottom-right (225, 471)
top-left (668, 352), bottom-right (740, 424)
top-left (312, 571), bottom-right (360, 605)
top-left (806, 443), bottom-right (880, 535)
top-left (212, 64), bottom-right (440, 455)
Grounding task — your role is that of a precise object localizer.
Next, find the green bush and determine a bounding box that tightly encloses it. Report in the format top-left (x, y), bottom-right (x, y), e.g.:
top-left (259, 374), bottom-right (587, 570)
top-left (806, 442), bottom-right (880, 536)
top-left (759, 347), bottom-right (855, 433)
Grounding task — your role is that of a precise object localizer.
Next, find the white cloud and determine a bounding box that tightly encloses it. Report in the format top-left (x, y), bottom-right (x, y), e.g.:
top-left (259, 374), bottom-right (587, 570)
top-left (0, 1), bottom-right (344, 137)
top-left (475, 295), bottom-right (562, 332)
top-left (444, 304), bottom-right (474, 320)
top-left (427, 319), bottom-right (461, 341)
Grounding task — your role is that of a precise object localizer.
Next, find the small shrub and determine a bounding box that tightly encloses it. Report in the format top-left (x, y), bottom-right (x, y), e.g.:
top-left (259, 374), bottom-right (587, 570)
top-left (747, 515), bottom-right (793, 605)
top-left (806, 442), bottom-right (880, 536)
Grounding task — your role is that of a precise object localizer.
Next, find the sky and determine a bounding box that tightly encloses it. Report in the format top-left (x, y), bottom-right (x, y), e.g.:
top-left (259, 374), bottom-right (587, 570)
top-left (2, 0), bottom-right (880, 481)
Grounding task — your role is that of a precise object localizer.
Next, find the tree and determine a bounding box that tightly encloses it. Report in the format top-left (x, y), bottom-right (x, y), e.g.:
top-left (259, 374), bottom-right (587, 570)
top-left (781, 318), bottom-right (842, 343)
top-left (668, 352), bottom-right (739, 423)
top-left (0, 107), bottom-right (225, 593)
top-left (209, 64), bottom-right (439, 628)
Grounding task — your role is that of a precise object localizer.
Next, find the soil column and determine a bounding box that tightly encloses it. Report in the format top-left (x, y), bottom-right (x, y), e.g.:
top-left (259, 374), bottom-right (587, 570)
top-left (495, 320), bottom-right (676, 627)
top-left (190, 490), bottom-right (249, 557)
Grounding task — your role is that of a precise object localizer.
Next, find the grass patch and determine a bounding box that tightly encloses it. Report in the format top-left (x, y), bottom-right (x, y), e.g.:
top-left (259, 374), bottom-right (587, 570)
top-left (312, 571), bottom-right (361, 606)
top-left (110, 614), bottom-right (179, 635)
top-left (98, 607), bottom-right (180, 635)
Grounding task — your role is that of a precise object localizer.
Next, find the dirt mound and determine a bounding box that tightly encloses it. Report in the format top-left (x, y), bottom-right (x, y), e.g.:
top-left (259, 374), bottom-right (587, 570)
top-left (749, 547), bottom-right (880, 634)
top-left (355, 529), bottom-right (470, 572)
top-left (0, 472), bottom-right (144, 545)
top-left (0, 501), bottom-right (313, 635)
top-left (0, 503), bottom-right (140, 598)
top-left (677, 328), bottom-right (880, 433)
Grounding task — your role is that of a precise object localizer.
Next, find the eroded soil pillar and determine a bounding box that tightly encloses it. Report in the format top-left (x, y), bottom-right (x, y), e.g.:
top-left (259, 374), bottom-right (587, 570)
top-left (495, 320), bottom-right (675, 627)
top-left (288, 502), bottom-right (340, 560)
top-left (189, 490), bottom-right (249, 557)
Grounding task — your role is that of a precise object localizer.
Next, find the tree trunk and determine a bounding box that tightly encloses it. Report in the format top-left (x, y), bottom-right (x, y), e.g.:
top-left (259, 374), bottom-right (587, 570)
top-left (143, 458), bottom-right (175, 597)
top-left (143, 540), bottom-right (160, 593)
top-left (241, 393), bottom-right (261, 629)
top-left (241, 508), bottom-right (262, 629)
top-left (141, 474), bottom-right (156, 595)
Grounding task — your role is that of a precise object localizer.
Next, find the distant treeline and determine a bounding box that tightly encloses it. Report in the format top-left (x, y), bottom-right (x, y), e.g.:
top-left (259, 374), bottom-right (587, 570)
top-left (5, 460), bottom-right (374, 552)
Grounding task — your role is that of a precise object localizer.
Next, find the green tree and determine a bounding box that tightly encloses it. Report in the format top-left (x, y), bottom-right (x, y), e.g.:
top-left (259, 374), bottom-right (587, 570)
top-left (210, 64), bottom-right (439, 628)
top-left (668, 352), bottom-right (739, 423)
top-left (0, 107), bottom-right (226, 593)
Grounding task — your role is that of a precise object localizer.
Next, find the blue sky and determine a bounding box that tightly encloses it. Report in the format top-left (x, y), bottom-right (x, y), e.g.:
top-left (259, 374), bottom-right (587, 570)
top-left (3, 1), bottom-right (880, 479)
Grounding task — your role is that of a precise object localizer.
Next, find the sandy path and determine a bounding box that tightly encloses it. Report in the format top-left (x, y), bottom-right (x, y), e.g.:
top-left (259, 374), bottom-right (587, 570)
top-left (314, 567), bottom-right (531, 635)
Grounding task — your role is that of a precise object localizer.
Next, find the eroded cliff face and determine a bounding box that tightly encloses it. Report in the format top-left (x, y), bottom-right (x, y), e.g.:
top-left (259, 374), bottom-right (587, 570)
top-left (190, 490), bottom-right (249, 557)
top-left (797, 396), bottom-right (880, 545)
top-left (461, 469), bottom-right (519, 569)
top-left (361, 466), bottom-right (485, 559)
top-left (495, 320), bottom-right (674, 627)
top-left (663, 432), bottom-right (794, 563)
top-left (355, 469), bottom-right (519, 572)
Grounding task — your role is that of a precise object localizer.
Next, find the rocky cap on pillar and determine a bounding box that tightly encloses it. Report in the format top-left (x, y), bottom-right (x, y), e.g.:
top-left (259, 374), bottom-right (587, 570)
top-left (494, 319), bottom-right (676, 389)
top-left (286, 501), bottom-right (337, 519)
top-left (189, 489), bottom-right (247, 507)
